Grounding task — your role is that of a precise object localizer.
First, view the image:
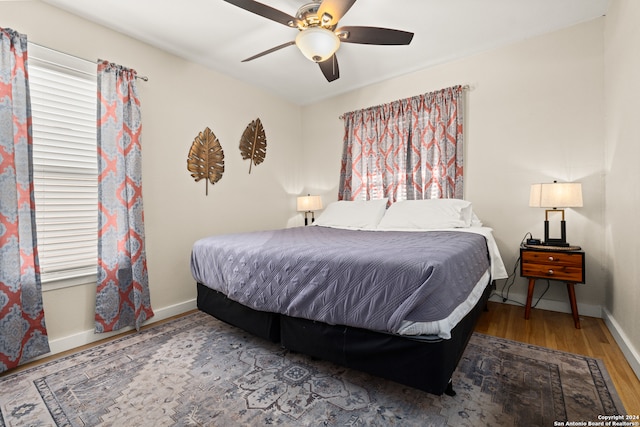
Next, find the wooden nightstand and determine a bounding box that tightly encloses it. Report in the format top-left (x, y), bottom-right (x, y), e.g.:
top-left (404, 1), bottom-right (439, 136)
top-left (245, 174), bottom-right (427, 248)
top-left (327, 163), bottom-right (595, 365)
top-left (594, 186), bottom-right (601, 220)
top-left (520, 246), bottom-right (585, 328)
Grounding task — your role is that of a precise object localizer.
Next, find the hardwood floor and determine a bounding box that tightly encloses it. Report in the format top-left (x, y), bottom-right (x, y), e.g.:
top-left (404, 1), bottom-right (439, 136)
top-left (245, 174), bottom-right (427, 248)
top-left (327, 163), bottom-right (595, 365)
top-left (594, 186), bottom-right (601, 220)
top-left (475, 301), bottom-right (640, 415)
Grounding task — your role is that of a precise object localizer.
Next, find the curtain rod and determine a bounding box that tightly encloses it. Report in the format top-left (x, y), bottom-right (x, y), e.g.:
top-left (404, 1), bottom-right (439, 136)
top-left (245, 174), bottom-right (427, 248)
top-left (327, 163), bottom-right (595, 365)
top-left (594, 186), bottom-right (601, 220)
top-left (338, 84), bottom-right (469, 120)
top-left (29, 41), bottom-right (149, 81)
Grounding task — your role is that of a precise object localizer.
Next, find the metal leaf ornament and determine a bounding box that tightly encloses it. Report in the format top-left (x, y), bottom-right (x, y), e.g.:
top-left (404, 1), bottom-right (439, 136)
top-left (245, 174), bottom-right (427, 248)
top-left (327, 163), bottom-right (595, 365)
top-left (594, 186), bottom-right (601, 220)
top-left (187, 127), bottom-right (224, 195)
top-left (239, 118), bottom-right (267, 174)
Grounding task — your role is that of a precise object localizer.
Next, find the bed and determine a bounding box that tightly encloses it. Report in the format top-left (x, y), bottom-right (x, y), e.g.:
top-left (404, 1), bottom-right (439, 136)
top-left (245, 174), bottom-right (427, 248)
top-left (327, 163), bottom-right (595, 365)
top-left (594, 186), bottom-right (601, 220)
top-left (191, 198), bottom-right (507, 395)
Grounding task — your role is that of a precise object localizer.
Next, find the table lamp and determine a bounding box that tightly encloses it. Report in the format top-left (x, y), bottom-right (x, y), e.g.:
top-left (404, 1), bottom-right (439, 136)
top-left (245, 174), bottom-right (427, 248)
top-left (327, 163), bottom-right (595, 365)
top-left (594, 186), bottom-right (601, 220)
top-left (297, 194), bottom-right (323, 226)
top-left (529, 181), bottom-right (582, 246)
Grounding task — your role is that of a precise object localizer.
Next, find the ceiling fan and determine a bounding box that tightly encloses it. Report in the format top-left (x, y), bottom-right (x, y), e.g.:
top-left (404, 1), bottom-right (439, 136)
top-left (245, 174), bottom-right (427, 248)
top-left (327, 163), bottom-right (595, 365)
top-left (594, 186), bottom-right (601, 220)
top-left (223, 0), bottom-right (414, 82)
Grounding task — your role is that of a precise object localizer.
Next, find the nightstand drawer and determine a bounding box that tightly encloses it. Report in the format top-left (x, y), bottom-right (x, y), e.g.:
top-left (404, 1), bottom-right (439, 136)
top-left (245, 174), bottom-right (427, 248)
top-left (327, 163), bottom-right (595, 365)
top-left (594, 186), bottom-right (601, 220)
top-left (521, 251), bottom-right (583, 268)
top-left (521, 263), bottom-right (583, 282)
top-left (520, 248), bottom-right (585, 283)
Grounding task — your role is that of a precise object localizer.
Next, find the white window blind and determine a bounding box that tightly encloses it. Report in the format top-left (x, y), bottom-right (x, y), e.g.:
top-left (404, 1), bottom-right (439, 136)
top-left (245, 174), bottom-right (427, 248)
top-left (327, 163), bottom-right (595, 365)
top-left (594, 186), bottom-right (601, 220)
top-left (28, 44), bottom-right (98, 284)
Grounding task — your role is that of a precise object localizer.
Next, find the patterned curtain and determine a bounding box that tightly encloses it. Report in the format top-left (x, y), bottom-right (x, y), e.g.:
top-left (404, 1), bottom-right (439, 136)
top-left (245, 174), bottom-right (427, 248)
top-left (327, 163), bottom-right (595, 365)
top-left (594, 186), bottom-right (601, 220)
top-left (338, 101), bottom-right (409, 203)
top-left (0, 28), bottom-right (50, 373)
top-left (339, 85), bottom-right (464, 202)
top-left (96, 60), bottom-right (153, 332)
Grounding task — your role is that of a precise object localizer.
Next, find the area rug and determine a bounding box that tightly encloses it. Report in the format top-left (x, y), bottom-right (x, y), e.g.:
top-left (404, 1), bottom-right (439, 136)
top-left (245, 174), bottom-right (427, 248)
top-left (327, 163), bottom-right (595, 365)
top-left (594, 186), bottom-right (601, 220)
top-left (0, 311), bottom-right (625, 426)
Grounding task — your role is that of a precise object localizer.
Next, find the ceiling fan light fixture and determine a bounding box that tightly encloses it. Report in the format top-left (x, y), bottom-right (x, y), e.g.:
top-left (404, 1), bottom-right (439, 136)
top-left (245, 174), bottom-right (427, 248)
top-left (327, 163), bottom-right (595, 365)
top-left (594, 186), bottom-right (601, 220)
top-left (295, 27), bottom-right (340, 63)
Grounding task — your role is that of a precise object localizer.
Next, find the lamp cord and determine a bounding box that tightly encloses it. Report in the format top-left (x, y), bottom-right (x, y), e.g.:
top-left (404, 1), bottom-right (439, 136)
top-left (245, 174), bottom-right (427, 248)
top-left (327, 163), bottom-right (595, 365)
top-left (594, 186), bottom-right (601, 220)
top-left (493, 232), bottom-right (551, 307)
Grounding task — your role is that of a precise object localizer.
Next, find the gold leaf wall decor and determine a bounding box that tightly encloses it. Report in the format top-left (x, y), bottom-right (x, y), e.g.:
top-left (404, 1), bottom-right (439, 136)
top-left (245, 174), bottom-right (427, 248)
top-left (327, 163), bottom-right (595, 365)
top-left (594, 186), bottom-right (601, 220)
top-left (239, 118), bottom-right (267, 174)
top-left (187, 127), bottom-right (225, 196)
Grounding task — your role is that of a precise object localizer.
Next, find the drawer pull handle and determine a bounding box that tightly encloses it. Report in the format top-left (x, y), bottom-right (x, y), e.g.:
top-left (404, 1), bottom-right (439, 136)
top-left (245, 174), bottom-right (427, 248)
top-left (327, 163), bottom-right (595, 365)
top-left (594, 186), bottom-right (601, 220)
top-left (548, 269), bottom-right (554, 275)
top-left (548, 256), bottom-right (555, 261)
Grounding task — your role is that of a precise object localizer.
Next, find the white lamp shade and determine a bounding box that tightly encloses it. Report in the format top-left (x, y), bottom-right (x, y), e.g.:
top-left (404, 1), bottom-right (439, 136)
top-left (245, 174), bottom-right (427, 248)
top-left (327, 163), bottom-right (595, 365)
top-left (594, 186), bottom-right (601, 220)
top-left (295, 27), bottom-right (340, 62)
top-left (297, 195), bottom-right (323, 212)
top-left (529, 182), bottom-right (583, 208)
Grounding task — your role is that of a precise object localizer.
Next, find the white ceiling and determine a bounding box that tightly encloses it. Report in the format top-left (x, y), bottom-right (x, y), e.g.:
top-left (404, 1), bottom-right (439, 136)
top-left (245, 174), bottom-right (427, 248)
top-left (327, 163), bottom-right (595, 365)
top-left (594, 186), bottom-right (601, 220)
top-left (41, 0), bottom-right (609, 105)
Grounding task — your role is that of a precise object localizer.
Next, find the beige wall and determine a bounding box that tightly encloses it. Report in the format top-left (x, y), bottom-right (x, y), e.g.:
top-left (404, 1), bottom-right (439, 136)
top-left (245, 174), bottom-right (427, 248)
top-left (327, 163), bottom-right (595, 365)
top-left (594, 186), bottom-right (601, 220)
top-left (302, 19), bottom-right (606, 318)
top-left (604, 0), bottom-right (640, 375)
top-left (1, 1), bottom-right (303, 348)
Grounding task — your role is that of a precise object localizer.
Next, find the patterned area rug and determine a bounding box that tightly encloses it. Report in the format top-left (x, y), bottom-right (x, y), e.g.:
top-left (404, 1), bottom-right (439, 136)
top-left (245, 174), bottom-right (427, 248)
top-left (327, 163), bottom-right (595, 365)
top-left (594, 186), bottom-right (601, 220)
top-left (0, 311), bottom-right (625, 426)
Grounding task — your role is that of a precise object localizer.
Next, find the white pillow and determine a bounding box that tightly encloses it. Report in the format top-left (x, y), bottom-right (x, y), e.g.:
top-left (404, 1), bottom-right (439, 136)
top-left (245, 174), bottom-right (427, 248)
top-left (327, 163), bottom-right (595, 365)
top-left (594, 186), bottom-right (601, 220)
top-left (377, 199), bottom-right (473, 230)
top-left (313, 199), bottom-right (388, 230)
top-left (470, 212), bottom-right (483, 227)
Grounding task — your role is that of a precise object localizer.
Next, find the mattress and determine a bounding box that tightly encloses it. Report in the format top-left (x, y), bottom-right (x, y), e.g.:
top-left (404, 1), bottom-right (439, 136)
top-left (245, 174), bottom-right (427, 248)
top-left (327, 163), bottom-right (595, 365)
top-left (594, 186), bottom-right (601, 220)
top-left (191, 226), bottom-right (498, 339)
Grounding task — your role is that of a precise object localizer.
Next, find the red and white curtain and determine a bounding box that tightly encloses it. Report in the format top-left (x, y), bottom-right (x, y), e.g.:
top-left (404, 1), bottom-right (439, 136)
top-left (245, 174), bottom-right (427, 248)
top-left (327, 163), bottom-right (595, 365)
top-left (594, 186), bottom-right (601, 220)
top-left (0, 28), bottom-right (50, 372)
top-left (95, 60), bottom-right (153, 332)
top-left (339, 85), bottom-right (464, 203)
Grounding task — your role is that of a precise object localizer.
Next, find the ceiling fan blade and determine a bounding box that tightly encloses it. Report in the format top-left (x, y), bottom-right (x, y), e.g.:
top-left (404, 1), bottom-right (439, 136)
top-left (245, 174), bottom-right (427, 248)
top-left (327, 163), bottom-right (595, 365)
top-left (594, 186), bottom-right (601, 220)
top-left (222, 0), bottom-right (301, 27)
top-left (336, 26), bottom-right (414, 45)
top-left (318, 54), bottom-right (340, 82)
top-left (241, 41), bottom-right (296, 62)
top-left (317, 0), bottom-right (357, 27)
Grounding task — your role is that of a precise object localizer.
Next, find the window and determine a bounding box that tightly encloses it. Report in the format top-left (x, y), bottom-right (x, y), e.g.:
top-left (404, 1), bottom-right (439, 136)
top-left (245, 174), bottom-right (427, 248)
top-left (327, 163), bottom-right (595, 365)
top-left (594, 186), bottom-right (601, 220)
top-left (28, 44), bottom-right (98, 287)
top-left (338, 86), bottom-right (465, 203)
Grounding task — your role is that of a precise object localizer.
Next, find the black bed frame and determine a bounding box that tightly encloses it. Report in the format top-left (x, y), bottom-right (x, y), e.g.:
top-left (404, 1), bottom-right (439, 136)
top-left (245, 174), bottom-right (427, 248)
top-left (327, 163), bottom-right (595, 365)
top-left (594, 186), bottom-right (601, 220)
top-left (196, 281), bottom-right (491, 396)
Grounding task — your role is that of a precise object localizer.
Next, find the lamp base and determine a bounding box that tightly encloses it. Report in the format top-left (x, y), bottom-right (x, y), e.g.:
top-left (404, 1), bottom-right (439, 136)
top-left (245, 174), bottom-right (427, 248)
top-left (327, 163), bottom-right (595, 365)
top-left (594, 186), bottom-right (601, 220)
top-left (303, 211), bottom-right (315, 226)
top-left (544, 218), bottom-right (568, 246)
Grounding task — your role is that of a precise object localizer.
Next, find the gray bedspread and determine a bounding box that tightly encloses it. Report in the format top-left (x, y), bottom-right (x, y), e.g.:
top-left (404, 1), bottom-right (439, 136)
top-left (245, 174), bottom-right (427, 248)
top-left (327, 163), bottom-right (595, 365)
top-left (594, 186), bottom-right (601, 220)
top-left (190, 226), bottom-right (490, 335)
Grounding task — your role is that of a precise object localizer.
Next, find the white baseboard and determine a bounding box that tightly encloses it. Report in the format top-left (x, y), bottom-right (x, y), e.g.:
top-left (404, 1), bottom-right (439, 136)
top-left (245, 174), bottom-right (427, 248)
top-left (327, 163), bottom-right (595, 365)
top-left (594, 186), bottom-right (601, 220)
top-left (602, 307), bottom-right (640, 381)
top-left (488, 292), bottom-right (603, 318)
top-left (45, 298), bottom-right (197, 357)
